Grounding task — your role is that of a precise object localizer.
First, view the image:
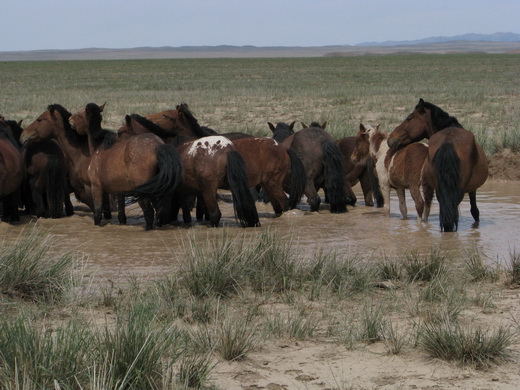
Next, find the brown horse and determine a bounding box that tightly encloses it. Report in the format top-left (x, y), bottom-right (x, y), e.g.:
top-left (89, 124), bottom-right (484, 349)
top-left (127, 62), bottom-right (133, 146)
top-left (387, 99), bottom-right (489, 232)
top-left (20, 104), bottom-right (102, 215)
top-left (77, 103), bottom-right (183, 229)
top-left (0, 120), bottom-right (24, 222)
top-left (120, 104), bottom-right (305, 217)
top-left (269, 121), bottom-right (349, 213)
top-left (353, 124), bottom-right (434, 222)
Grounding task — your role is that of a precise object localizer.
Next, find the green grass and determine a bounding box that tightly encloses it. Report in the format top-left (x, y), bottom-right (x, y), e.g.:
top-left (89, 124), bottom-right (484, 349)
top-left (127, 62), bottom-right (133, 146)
top-left (1, 54), bottom-right (519, 151)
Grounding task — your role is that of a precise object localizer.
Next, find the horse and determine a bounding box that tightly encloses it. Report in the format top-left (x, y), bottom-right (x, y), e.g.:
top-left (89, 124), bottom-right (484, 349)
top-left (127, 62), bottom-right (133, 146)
top-left (75, 102), bottom-right (183, 230)
top-left (387, 98), bottom-right (489, 232)
top-left (352, 124), bottom-right (434, 222)
top-left (269, 121), bottom-right (350, 213)
top-left (0, 120), bottom-right (24, 222)
top-left (20, 104), bottom-right (103, 215)
top-left (120, 104), bottom-right (305, 218)
top-left (23, 138), bottom-right (74, 218)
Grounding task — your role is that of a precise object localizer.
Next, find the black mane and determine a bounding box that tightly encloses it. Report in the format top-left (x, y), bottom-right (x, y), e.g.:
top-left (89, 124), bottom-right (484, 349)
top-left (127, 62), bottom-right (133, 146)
top-left (176, 103), bottom-right (217, 137)
top-left (129, 114), bottom-right (176, 139)
top-left (48, 104), bottom-right (89, 149)
top-left (85, 103), bottom-right (116, 150)
top-left (271, 122), bottom-right (294, 142)
top-left (24, 139), bottom-right (63, 166)
top-left (421, 101), bottom-right (463, 131)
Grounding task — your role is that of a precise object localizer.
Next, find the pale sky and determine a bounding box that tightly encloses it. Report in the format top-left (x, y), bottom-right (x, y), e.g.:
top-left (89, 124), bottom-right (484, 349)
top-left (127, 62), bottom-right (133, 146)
top-left (2, 0), bottom-right (519, 51)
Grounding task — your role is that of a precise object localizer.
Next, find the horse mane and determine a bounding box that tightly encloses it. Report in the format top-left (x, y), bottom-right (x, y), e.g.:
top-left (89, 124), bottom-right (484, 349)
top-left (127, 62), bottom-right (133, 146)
top-left (421, 101), bottom-right (463, 130)
top-left (86, 103), bottom-right (117, 150)
top-left (2, 120), bottom-right (23, 146)
top-left (309, 122), bottom-right (323, 128)
top-left (176, 103), bottom-right (216, 137)
top-left (129, 114), bottom-right (176, 139)
top-left (48, 104), bottom-right (89, 149)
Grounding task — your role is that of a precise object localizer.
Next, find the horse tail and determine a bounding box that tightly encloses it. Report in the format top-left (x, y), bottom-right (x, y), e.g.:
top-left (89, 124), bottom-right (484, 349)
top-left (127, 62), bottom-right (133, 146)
top-left (226, 150), bottom-right (260, 227)
top-left (322, 141), bottom-right (348, 213)
top-left (130, 144), bottom-right (183, 200)
top-left (45, 155), bottom-right (67, 218)
top-left (433, 142), bottom-right (461, 232)
top-left (286, 148), bottom-right (306, 209)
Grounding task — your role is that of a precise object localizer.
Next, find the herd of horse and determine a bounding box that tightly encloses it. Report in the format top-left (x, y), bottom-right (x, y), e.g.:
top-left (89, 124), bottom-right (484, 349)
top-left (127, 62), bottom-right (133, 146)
top-left (0, 98), bottom-right (488, 232)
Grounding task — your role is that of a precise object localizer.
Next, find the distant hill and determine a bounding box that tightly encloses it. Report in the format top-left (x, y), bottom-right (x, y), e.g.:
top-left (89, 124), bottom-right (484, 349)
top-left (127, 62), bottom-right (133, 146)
top-left (357, 32), bottom-right (520, 47)
top-left (1, 33), bottom-right (520, 61)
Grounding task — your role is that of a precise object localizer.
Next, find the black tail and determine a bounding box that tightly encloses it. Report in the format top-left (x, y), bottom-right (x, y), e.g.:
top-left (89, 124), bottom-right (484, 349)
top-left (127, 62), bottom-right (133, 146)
top-left (129, 144), bottom-right (183, 201)
top-left (45, 155), bottom-right (67, 218)
top-left (286, 148), bottom-right (306, 209)
top-left (433, 143), bottom-right (461, 232)
top-left (226, 150), bottom-right (260, 227)
top-left (323, 141), bottom-right (348, 213)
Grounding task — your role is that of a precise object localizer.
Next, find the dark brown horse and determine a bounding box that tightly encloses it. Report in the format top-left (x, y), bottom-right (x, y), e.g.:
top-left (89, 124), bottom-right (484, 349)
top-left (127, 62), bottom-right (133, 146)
top-left (79, 103), bottom-right (183, 229)
top-left (0, 120), bottom-right (24, 222)
top-left (120, 104), bottom-right (305, 217)
top-left (353, 124), bottom-right (434, 222)
top-left (269, 121), bottom-right (349, 213)
top-left (387, 99), bottom-right (489, 232)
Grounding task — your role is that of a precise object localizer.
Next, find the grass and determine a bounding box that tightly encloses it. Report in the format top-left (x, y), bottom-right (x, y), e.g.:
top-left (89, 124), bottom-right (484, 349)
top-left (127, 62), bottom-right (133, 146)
top-left (1, 54), bottom-right (519, 152)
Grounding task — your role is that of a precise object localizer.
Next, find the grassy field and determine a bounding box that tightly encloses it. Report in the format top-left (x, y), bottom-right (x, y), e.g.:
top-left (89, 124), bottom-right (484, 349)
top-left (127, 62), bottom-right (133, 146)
top-left (1, 54), bottom-right (519, 153)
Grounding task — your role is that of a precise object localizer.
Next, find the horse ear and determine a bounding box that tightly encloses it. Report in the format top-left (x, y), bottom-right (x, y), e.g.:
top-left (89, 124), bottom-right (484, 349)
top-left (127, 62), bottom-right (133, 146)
top-left (359, 123), bottom-right (366, 133)
top-left (18, 120), bottom-right (23, 127)
top-left (268, 122), bottom-right (276, 132)
top-left (124, 115), bottom-right (132, 126)
top-left (289, 121), bottom-right (296, 130)
top-left (321, 121), bottom-right (327, 129)
top-left (99, 102), bottom-right (106, 112)
top-left (301, 122), bottom-right (308, 129)
top-left (417, 98), bottom-right (425, 112)
top-left (375, 124), bottom-right (381, 131)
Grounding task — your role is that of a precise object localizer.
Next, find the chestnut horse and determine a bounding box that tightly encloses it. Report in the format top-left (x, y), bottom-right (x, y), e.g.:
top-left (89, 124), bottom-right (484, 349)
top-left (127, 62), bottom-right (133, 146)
top-left (269, 121), bottom-right (349, 213)
top-left (77, 103), bottom-right (183, 229)
top-left (119, 104), bottom-right (305, 217)
top-left (387, 99), bottom-right (489, 232)
top-left (352, 124), bottom-right (434, 222)
top-left (0, 120), bottom-right (24, 222)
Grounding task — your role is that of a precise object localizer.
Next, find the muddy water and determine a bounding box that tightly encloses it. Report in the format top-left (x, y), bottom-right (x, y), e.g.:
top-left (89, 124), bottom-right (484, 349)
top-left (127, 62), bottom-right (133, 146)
top-left (1, 181), bottom-right (518, 280)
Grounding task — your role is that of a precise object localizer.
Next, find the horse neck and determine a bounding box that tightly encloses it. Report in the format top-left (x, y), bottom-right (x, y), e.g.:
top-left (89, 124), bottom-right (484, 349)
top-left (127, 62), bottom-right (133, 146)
top-left (53, 122), bottom-right (91, 169)
top-left (370, 132), bottom-right (389, 162)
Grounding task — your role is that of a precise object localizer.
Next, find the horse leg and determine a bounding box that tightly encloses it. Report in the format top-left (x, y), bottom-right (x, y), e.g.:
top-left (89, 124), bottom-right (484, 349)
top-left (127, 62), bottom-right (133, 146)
top-left (117, 194), bottom-right (127, 225)
top-left (409, 185), bottom-right (424, 222)
top-left (396, 188), bottom-right (408, 219)
top-left (357, 169), bottom-right (374, 207)
top-left (91, 186), bottom-right (104, 226)
top-left (263, 183), bottom-right (288, 216)
top-left (102, 192), bottom-right (112, 220)
top-left (305, 181), bottom-right (321, 212)
top-left (201, 191), bottom-right (221, 227)
top-left (469, 191), bottom-right (480, 222)
top-left (182, 195), bottom-right (195, 224)
top-left (345, 181), bottom-right (357, 206)
top-left (138, 198), bottom-right (155, 230)
top-left (64, 187), bottom-right (74, 216)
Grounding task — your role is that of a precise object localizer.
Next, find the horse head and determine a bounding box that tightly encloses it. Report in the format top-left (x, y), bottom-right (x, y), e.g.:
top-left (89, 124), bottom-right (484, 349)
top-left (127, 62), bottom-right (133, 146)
top-left (268, 121), bottom-right (295, 143)
top-left (387, 98), bottom-right (439, 151)
top-left (20, 104), bottom-right (71, 144)
top-left (301, 121), bottom-right (327, 129)
top-left (71, 102), bottom-right (105, 135)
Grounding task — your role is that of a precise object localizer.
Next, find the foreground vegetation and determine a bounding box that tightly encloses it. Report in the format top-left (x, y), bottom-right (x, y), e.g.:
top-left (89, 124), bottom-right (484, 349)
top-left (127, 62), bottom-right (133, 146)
top-left (1, 54), bottom-right (519, 153)
top-left (1, 225), bottom-right (519, 389)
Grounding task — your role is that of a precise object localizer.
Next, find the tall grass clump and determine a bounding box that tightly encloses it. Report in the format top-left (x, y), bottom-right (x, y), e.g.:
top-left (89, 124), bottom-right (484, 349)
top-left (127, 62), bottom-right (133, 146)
top-left (0, 316), bottom-right (93, 389)
top-left (95, 302), bottom-right (184, 389)
top-left (506, 248), bottom-right (520, 286)
top-left (244, 227), bottom-right (302, 294)
top-left (419, 317), bottom-right (514, 369)
top-left (400, 247), bottom-right (449, 283)
top-left (0, 225), bottom-right (80, 302)
top-left (179, 230), bottom-right (246, 299)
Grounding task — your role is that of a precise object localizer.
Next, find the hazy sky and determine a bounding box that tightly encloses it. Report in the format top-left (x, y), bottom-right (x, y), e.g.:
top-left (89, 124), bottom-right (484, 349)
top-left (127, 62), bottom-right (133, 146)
top-left (2, 0), bottom-right (519, 51)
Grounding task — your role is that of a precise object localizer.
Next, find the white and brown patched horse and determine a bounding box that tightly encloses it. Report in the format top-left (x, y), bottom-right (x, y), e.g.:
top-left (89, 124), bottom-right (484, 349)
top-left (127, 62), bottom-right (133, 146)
top-left (352, 124), bottom-right (434, 222)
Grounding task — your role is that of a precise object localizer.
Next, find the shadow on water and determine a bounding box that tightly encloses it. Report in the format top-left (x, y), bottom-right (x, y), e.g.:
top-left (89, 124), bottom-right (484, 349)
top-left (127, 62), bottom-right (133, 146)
top-left (1, 181), bottom-right (518, 278)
